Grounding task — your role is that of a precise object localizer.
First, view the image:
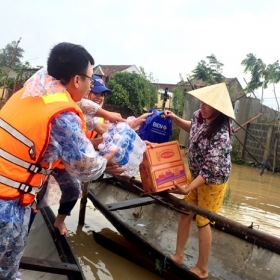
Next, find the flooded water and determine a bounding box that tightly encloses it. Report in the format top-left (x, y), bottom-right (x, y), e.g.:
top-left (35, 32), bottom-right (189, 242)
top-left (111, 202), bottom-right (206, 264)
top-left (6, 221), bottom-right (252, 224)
top-left (52, 202), bottom-right (162, 280)
top-left (56, 157), bottom-right (280, 279)
top-left (220, 163), bottom-right (280, 238)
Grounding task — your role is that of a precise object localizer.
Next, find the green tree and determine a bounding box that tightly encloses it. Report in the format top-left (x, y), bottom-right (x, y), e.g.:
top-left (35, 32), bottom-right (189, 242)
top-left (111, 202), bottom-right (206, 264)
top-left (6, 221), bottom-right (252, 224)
top-left (172, 76), bottom-right (187, 116)
top-left (104, 79), bottom-right (130, 107)
top-left (241, 53), bottom-right (266, 93)
top-left (0, 40), bottom-right (24, 67)
top-left (265, 60), bottom-right (280, 87)
top-left (191, 54), bottom-right (225, 84)
top-left (172, 87), bottom-right (185, 116)
top-left (139, 67), bottom-right (158, 108)
top-left (106, 71), bottom-right (157, 116)
top-left (207, 54), bottom-right (225, 83)
top-left (241, 54), bottom-right (280, 102)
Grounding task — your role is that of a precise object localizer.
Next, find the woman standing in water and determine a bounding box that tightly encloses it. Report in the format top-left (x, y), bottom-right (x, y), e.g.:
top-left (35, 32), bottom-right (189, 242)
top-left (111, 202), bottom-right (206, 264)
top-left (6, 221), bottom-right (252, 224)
top-left (164, 83), bottom-right (235, 279)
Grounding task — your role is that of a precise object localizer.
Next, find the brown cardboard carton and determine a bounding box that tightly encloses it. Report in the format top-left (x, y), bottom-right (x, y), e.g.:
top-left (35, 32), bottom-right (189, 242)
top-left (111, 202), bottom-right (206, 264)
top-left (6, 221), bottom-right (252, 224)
top-left (139, 141), bottom-right (187, 193)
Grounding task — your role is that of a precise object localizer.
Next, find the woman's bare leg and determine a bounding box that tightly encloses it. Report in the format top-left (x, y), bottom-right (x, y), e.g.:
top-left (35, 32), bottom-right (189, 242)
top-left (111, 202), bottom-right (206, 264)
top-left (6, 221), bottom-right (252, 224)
top-left (172, 213), bottom-right (194, 265)
top-left (190, 224), bottom-right (211, 279)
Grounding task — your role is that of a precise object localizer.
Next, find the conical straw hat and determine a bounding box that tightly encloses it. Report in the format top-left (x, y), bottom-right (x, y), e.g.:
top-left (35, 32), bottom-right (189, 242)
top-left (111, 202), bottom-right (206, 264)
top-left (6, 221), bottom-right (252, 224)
top-left (188, 83), bottom-right (235, 119)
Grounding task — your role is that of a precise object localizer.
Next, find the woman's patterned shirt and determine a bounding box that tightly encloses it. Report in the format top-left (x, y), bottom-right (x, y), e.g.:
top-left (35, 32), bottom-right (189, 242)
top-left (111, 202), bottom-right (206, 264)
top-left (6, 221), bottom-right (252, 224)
top-left (188, 110), bottom-right (232, 184)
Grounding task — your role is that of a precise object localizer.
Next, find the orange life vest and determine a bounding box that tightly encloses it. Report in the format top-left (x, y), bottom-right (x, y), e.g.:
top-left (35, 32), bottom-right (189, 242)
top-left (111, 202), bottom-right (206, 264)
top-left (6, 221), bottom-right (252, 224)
top-left (85, 117), bottom-right (104, 139)
top-left (0, 88), bottom-right (85, 206)
top-left (56, 118), bottom-right (104, 170)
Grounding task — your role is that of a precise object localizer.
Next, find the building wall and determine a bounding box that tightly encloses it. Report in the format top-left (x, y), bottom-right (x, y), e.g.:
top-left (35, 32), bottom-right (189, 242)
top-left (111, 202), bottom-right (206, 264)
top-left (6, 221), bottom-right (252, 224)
top-left (178, 93), bottom-right (200, 147)
top-left (227, 78), bottom-right (244, 100)
top-left (243, 123), bottom-right (280, 170)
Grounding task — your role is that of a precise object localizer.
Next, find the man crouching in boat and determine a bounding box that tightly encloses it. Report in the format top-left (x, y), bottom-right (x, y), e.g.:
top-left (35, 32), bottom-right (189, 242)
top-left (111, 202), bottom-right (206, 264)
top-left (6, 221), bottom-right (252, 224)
top-left (0, 42), bottom-right (125, 280)
top-left (164, 83), bottom-right (234, 279)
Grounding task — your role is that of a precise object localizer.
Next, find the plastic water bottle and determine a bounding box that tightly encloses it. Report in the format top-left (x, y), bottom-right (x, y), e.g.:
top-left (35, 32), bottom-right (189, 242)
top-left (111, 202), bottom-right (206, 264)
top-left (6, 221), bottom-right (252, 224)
top-left (98, 122), bottom-right (146, 176)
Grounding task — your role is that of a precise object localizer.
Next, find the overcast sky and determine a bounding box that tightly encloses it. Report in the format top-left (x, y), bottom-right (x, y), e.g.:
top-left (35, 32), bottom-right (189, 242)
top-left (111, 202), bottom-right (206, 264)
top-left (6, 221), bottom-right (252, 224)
top-left (1, 0), bottom-right (280, 109)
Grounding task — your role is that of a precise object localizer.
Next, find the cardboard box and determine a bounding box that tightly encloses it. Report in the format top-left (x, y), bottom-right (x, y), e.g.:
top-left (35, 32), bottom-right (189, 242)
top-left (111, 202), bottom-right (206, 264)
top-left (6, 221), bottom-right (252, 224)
top-left (139, 141), bottom-right (187, 193)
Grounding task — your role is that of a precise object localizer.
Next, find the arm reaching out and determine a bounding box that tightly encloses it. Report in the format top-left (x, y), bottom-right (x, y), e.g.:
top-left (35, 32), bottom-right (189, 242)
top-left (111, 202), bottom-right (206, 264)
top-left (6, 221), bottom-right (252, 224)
top-left (127, 112), bottom-right (153, 130)
top-left (96, 108), bottom-right (126, 123)
top-left (169, 175), bottom-right (206, 195)
top-left (164, 110), bottom-right (191, 133)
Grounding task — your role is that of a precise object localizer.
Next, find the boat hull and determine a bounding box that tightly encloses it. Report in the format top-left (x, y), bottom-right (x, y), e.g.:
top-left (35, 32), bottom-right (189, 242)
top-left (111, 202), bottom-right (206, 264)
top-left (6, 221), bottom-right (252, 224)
top-left (88, 177), bottom-right (280, 280)
top-left (20, 207), bottom-right (85, 280)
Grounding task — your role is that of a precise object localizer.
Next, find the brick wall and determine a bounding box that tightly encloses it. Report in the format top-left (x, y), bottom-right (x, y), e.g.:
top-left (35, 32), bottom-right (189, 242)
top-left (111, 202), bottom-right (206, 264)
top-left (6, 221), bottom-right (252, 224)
top-left (243, 123), bottom-right (280, 169)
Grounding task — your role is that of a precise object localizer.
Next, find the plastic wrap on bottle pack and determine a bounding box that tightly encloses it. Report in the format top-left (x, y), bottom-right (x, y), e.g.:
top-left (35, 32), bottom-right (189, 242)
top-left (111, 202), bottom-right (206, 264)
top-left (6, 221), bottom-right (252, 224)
top-left (98, 122), bottom-right (146, 176)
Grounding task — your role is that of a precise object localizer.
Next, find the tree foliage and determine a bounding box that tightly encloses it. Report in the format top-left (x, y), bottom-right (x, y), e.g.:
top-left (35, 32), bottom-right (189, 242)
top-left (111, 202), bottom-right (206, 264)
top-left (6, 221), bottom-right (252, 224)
top-left (171, 76), bottom-right (187, 116)
top-left (241, 53), bottom-right (280, 92)
top-left (172, 87), bottom-right (185, 116)
top-left (0, 41), bottom-right (24, 67)
top-left (191, 54), bottom-right (225, 84)
top-left (0, 61), bottom-right (37, 90)
top-left (0, 40), bottom-right (30, 91)
top-left (106, 71), bottom-right (157, 116)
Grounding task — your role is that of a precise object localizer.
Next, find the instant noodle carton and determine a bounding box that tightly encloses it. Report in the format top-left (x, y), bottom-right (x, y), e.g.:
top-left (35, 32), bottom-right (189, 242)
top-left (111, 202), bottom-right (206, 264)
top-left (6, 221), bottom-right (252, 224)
top-left (139, 141), bottom-right (187, 193)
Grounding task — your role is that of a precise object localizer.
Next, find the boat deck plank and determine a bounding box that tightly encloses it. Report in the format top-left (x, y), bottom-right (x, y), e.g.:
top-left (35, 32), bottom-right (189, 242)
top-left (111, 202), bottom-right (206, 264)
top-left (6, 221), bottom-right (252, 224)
top-left (105, 196), bottom-right (155, 211)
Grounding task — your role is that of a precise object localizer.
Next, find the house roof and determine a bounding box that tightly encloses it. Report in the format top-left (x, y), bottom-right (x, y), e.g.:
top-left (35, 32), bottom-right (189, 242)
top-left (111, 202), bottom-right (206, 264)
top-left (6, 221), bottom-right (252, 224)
top-left (93, 65), bottom-right (135, 78)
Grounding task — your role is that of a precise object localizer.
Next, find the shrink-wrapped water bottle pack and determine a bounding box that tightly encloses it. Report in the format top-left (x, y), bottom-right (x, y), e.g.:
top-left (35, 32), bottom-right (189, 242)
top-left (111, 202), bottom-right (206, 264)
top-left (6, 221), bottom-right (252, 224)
top-left (98, 122), bottom-right (146, 176)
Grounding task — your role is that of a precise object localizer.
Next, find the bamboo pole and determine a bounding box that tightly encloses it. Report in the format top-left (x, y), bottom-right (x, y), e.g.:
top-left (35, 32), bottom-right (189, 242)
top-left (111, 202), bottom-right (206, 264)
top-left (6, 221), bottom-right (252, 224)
top-left (234, 113), bottom-right (262, 133)
top-left (78, 182), bottom-right (89, 225)
top-left (272, 83), bottom-right (279, 173)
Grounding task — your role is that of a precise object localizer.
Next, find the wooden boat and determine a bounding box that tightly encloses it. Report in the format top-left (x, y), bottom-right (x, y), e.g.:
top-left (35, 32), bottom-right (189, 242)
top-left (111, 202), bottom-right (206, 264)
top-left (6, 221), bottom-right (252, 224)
top-left (88, 176), bottom-right (280, 280)
top-left (20, 207), bottom-right (85, 280)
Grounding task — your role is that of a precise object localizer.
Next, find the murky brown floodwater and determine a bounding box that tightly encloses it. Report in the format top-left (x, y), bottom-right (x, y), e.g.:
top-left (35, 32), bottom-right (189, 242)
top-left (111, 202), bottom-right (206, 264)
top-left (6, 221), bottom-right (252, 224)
top-left (220, 163), bottom-right (280, 238)
top-left (55, 155), bottom-right (280, 279)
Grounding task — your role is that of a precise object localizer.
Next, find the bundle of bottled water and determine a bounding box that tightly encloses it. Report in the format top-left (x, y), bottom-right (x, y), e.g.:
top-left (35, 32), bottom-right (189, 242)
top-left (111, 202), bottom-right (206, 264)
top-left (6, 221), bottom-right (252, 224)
top-left (98, 122), bottom-right (147, 177)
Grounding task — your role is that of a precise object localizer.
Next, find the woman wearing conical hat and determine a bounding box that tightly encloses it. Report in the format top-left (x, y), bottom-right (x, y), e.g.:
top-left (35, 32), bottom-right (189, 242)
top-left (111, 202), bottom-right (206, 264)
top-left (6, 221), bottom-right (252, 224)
top-left (164, 83), bottom-right (235, 279)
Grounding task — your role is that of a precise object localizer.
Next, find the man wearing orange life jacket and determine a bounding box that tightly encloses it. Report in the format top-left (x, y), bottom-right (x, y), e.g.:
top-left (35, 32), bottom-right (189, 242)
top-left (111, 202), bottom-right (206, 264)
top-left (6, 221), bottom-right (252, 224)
top-left (35, 77), bottom-right (117, 237)
top-left (0, 42), bottom-right (125, 280)
top-left (42, 77), bottom-right (154, 237)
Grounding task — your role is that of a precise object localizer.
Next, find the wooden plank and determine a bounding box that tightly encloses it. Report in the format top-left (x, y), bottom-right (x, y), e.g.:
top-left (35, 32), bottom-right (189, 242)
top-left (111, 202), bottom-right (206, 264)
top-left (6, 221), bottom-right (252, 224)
top-left (105, 196), bottom-right (155, 211)
top-left (20, 257), bottom-right (81, 275)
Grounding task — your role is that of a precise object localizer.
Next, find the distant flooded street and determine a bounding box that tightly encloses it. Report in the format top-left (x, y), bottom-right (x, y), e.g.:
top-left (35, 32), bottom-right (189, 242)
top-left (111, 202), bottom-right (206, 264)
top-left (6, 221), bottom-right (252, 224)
top-left (57, 157), bottom-right (280, 279)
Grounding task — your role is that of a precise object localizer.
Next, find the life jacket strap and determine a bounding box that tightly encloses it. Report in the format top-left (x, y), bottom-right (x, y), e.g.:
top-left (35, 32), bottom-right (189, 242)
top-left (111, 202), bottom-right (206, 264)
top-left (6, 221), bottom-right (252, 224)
top-left (0, 148), bottom-right (52, 175)
top-left (0, 175), bottom-right (40, 196)
top-left (0, 118), bottom-right (36, 160)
